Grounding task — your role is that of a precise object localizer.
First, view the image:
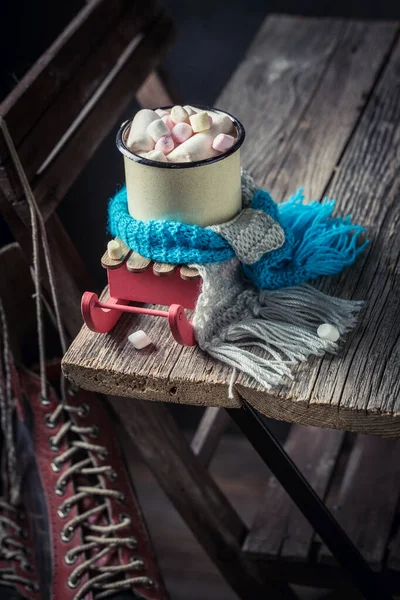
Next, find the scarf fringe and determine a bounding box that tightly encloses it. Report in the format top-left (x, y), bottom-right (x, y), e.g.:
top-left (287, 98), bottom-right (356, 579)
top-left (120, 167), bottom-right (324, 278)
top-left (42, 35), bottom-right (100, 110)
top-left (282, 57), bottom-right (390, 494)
top-left (279, 189), bottom-right (368, 281)
top-left (200, 284), bottom-right (363, 391)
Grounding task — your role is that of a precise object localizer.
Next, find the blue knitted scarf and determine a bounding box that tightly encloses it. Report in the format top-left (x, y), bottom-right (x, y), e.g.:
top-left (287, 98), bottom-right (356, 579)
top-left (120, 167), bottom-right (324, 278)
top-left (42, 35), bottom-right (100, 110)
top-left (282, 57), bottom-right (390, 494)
top-left (108, 173), bottom-right (367, 391)
top-left (108, 182), bottom-right (366, 290)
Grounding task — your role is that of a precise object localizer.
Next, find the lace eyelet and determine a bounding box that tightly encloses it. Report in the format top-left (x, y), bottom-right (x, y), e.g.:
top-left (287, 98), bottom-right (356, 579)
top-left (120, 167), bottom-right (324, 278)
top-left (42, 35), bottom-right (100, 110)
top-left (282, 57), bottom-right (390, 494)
top-left (25, 582), bottom-right (39, 592)
top-left (67, 575), bottom-right (80, 589)
top-left (19, 528), bottom-right (28, 540)
top-left (118, 513), bottom-right (131, 526)
top-left (78, 403), bottom-right (89, 418)
top-left (55, 483), bottom-right (66, 497)
top-left (58, 504), bottom-right (71, 519)
top-left (118, 492), bottom-right (125, 504)
top-left (51, 461), bottom-right (61, 473)
top-left (49, 437), bottom-right (60, 452)
top-left (127, 536), bottom-right (138, 549)
top-left (90, 425), bottom-right (99, 439)
top-left (65, 552), bottom-right (78, 566)
top-left (21, 561), bottom-right (34, 573)
top-left (44, 414), bottom-right (56, 429)
top-left (40, 393), bottom-right (51, 406)
top-left (61, 527), bottom-right (74, 543)
top-left (108, 469), bottom-right (118, 481)
top-left (134, 558), bottom-right (145, 570)
top-left (99, 449), bottom-right (108, 461)
top-left (143, 578), bottom-right (155, 588)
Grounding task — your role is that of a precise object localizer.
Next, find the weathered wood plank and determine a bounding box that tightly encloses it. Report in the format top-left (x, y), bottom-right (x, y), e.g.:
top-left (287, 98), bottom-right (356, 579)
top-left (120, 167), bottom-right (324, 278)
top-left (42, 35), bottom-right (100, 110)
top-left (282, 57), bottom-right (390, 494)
top-left (126, 252), bottom-right (152, 273)
top-left (153, 262), bottom-right (177, 277)
top-left (0, 0), bottom-right (132, 155)
top-left (320, 435), bottom-right (400, 568)
top-left (0, 12), bottom-right (176, 232)
top-left (109, 397), bottom-right (296, 600)
top-left (191, 407), bottom-right (229, 468)
top-left (217, 17), bottom-right (398, 202)
top-left (101, 239), bottom-right (130, 270)
top-left (244, 425), bottom-right (344, 560)
top-left (62, 18), bottom-right (400, 436)
top-left (11, 0), bottom-right (158, 181)
top-left (180, 265), bottom-right (200, 280)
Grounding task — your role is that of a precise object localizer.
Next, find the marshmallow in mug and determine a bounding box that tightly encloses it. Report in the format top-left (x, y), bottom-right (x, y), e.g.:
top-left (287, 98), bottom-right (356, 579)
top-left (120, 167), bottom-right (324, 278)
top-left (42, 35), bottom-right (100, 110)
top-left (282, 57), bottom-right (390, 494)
top-left (126, 106), bottom-right (237, 162)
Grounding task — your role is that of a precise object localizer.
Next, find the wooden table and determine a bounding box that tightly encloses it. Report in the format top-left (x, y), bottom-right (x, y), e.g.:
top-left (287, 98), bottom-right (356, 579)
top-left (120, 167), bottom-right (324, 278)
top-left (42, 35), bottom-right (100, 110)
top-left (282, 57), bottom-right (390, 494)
top-left (63, 15), bottom-right (400, 600)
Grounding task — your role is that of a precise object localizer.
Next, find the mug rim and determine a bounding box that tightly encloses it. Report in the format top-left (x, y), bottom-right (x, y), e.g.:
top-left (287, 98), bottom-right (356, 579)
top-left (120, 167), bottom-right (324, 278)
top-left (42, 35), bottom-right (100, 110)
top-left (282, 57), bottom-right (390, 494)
top-left (116, 105), bottom-right (245, 169)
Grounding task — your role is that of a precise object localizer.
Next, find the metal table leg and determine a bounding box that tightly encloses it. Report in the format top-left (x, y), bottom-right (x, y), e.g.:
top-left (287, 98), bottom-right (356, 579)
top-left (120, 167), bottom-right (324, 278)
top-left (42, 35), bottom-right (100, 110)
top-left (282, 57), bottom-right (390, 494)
top-left (227, 401), bottom-right (392, 600)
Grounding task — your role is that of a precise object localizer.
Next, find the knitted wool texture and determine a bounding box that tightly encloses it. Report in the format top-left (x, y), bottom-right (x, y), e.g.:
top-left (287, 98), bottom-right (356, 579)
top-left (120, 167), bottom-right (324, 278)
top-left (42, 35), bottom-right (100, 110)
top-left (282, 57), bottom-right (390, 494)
top-left (108, 172), bottom-right (366, 290)
top-left (108, 172), bottom-right (367, 389)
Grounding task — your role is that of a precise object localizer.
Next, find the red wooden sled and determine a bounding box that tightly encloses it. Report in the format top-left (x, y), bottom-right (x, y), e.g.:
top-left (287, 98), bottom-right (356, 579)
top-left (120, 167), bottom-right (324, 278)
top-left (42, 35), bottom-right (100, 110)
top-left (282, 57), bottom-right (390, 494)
top-left (81, 240), bottom-right (201, 346)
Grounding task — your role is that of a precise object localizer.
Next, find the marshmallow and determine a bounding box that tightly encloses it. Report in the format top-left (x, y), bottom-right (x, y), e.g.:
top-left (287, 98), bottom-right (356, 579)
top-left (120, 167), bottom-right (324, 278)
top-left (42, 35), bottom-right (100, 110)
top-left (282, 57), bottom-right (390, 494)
top-left (171, 122), bottom-right (193, 145)
top-left (212, 133), bottom-right (235, 153)
top-left (171, 105), bottom-right (190, 124)
top-left (126, 109), bottom-right (158, 152)
top-left (208, 111), bottom-right (235, 136)
top-left (155, 135), bottom-right (174, 155)
top-left (107, 239), bottom-right (122, 260)
top-left (146, 150), bottom-right (168, 162)
top-left (189, 111), bottom-right (211, 133)
top-left (155, 108), bottom-right (169, 117)
top-left (128, 330), bottom-right (153, 349)
top-left (317, 323), bottom-right (340, 342)
top-left (167, 132), bottom-right (218, 163)
top-left (162, 115), bottom-right (175, 130)
top-left (147, 118), bottom-right (171, 142)
top-left (183, 105), bottom-right (196, 116)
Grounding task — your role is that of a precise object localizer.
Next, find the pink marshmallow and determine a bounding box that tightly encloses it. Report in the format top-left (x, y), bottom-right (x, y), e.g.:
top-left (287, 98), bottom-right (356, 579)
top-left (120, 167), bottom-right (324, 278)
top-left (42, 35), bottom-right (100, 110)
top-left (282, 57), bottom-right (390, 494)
top-left (212, 133), bottom-right (235, 153)
top-left (171, 122), bottom-right (193, 145)
top-left (162, 115), bottom-right (175, 130)
top-left (155, 135), bottom-right (174, 155)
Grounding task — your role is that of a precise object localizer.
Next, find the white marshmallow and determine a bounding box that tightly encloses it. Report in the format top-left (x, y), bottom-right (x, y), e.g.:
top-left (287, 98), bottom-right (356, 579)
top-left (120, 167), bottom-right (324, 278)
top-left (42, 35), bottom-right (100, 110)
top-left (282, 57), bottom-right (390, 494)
top-left (183, 105), bottom-right (196, 116)
top-left (126, 109), bottom-right (158, 152)
top-left (167, 132), bottom-right (218, 163)
top-left (128, 330), bottom-right (153, 349)
top-left (155, 108), bottom-right (169, 117)
top-left (208, 111), bottom-right (235, 136)
top-left (189, 111), bottom-right (211, 133)
top-left (146, 150), bottom-right (168, 162)
top-left (171, 105), bottom-right (190, 124)
top-left (162, 114), bottom-right (175, 130)
top-left (147, 118), bottom-right (171, 142)
top-left (317, 323), bottom-right (340, 342)
top-left (107, 239), bottom-right (122, 260)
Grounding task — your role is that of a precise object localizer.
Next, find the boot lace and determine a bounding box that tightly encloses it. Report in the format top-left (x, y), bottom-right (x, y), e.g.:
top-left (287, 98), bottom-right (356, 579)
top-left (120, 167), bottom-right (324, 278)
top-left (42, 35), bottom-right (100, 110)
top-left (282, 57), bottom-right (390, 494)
top-left (46, 398), bottom-right (154, 600)
top-left (0, 498), bottom-right (39, 593)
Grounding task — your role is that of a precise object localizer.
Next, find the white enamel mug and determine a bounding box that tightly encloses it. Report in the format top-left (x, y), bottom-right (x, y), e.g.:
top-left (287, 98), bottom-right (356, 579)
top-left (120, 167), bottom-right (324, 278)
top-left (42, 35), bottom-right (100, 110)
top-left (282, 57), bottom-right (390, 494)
top-left (116, 107), bottom-right (245, 227)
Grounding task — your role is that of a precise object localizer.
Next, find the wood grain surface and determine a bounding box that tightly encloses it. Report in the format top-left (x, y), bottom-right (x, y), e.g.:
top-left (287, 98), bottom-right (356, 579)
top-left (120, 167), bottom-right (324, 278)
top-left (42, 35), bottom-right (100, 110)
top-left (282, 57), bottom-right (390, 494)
top-left (62, 17), bottom-right (400, 436)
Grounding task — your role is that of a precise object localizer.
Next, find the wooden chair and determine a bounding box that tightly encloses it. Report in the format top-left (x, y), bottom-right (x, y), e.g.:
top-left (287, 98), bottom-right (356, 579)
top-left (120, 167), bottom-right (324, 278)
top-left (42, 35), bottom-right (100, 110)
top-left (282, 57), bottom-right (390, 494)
top-left (0, 0), bottom-right (177, 338)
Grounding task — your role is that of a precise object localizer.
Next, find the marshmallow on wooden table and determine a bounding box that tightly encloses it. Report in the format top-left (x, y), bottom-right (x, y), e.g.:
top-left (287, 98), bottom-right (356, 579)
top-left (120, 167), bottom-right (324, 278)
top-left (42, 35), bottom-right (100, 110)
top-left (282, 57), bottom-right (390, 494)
top-left (189, 111), bottom-right (211, 133)
top-left (155, 135), bottom-right (174, 155)
top-left (171, 105), bottom-right (190, 124)
top-left (128, 330), bottom-right (153, 349)
top-left (167, 132), bottom-right (218, 162)
top-left (126, 109), bottom-right (158, 152)
top-left (171, 122), bottom-right (193, 145)
top-left (107, 239), bottom-right (122, 259)
top-left (317, 323), bottom-right (340, 342)
top-left (212, 133), bottom-right (235, 152)
top-left (162, 114), bottom-right (175, 130)
top-left (147, 118), bottom-right (170, 142)
top-left (146, 150), bottom-right (168, 162)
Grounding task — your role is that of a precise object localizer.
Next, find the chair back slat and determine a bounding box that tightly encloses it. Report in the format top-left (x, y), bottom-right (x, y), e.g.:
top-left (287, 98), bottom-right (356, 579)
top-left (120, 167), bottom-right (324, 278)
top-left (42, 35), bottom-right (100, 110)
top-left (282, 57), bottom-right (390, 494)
top-left (5, 0), bottom-right (159, 182)
top-left (0, 0), bottom-right (134, 157)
